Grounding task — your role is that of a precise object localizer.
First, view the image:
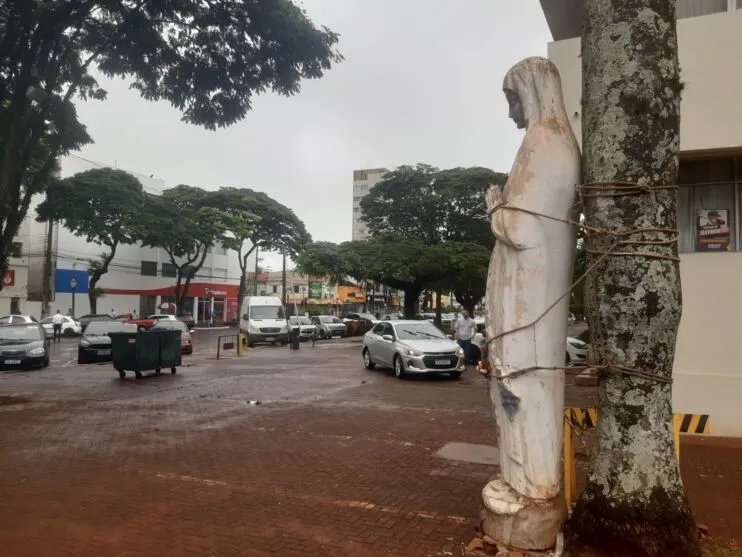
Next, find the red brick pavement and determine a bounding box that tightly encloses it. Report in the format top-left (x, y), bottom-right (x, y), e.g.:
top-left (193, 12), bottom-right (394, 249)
top-left (0, 347), bottom-right (740, 556)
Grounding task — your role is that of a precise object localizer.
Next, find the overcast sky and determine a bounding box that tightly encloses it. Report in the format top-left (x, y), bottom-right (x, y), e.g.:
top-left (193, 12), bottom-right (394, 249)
top-left (71, 1), bottom-right (552, 268)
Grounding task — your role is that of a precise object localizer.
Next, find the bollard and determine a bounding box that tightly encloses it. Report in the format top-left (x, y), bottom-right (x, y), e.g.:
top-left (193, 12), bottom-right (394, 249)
top-left (238, 333), bottom-right (244, 356)
top-left (290, 326), bottom-right (301, 350)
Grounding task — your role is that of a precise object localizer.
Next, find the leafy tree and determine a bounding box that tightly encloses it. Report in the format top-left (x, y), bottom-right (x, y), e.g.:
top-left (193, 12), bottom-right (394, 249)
top-left (0, 0), bottom-right (341, 292)
top-left (207, 187), bottom-right (311, 310)
top-left (142, 186), bottom-right (231, 314)
top-left (221, 209), bottom-right (260, 314)
top-left (295, 241), bottom-right (357, 285)
top-left (36, 168), bottom-right (145, 313)
top-left (360, 164), bottom-right (505, 320)
top-left (565, 1), bottom-right (700, 555)
top-left (431, 242), bottom-right (490, 316)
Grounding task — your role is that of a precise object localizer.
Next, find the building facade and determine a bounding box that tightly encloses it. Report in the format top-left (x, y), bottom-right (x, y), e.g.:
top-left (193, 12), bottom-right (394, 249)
top-left (540, 1), bottom-right (742, 434)
top-left (23, 154), bottom-right (256, 325)
top-left (351, 168), bottom-right (388, 241)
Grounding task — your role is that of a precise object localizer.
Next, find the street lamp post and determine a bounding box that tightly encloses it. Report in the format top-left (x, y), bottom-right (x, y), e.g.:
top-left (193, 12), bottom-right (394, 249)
top-left (70, 277), bottom-right (78, 318)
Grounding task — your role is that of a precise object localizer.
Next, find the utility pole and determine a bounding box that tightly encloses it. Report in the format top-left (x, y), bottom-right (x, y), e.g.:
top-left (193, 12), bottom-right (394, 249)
top-left (281, 247), bottom-right (287, 307)
top-left (40, 220), bottom-right (54, 317)
top-left (253, 245), bottom-right (259, 295)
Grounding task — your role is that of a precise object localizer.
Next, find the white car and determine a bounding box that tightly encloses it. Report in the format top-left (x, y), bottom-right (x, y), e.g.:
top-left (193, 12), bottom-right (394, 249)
top-left (0, 314), bottom-right (38, 325)
top-left (39, 315), bottom-right (82, 337)
top-left (470, 321), bottom-right (588, 366)
top-left (362, 320), bottom-right (465, 379)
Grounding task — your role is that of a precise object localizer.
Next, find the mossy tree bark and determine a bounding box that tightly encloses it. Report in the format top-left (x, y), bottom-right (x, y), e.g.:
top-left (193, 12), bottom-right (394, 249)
top-left (564, 1), bottom-right (701, 556)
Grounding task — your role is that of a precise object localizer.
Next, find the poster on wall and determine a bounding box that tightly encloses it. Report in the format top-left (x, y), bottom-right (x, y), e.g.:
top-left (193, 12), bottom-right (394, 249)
top-left (696, 209), bottom-right (732, 251)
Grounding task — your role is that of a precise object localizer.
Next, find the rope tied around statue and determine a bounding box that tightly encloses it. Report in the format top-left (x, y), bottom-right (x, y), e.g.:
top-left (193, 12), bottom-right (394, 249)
top-left (482, 180), bottom-right (679, 386)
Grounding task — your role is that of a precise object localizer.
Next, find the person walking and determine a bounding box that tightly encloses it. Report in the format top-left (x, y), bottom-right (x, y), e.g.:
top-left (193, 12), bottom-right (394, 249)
top-left (52, 310), bottom-right (64, 343)
top-left (454, 309), bottom-right (477, 365)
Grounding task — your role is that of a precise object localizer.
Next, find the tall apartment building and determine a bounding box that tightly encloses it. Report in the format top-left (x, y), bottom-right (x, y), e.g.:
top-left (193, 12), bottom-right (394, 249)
top-left (539, 1), bottom-right (742, 434)
top-left (351, 168), bottom-right (388, 241)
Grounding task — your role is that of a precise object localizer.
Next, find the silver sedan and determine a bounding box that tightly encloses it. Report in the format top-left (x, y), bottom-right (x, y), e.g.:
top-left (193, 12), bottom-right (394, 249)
top-left (362, 320), bottom-right (465, 379)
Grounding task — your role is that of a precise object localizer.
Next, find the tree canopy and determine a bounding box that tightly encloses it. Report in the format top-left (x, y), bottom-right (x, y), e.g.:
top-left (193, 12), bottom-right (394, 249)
top-left (36, 167), bottom-right (145, 313)
top-left (0, 0), bottom-right (341, 288)
top-left (141, 185), bottom-right (233, 314)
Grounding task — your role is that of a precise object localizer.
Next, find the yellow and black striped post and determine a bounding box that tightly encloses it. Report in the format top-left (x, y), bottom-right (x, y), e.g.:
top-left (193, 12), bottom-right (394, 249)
top-left (563, 408), bottom-right (710, 509)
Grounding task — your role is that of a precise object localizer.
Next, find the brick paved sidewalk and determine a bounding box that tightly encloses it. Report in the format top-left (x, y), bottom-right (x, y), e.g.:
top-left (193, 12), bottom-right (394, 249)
top-left (0, 352), bottom-right (740, 556)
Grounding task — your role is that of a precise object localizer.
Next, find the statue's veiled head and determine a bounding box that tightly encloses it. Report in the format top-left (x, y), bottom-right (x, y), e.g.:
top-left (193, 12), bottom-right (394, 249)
top-left (503, 57), bottom-right (568, 131)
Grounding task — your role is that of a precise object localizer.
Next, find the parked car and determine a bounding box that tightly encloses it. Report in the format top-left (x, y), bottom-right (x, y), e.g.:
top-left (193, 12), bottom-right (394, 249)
top-left (127, 314), bottom-right (178, 331)
top-left (311, 315), bottom-right (347, 339)
top-left (152, 320), bottom-right (193, 355)
top-left (381, 313), bottom-right (403, 321)
top-left (470, 320), bottom-right (588, 366)
top-left (362, 320), bottom-right (466, 379)
top-left (39, 315), bottom-right (82, 337)
top-left (288, 316), bottom-right (315, 341)
top-left (0, 314), bottom-right (38, 325)
top-left (78, 321), bottom-right (137, 364)
top-left (0, 322), bottom-right (50, 369)
top-left (77, 314), bottom-right (114, 331)
top-left (342, 312), bottom-right (379, 324)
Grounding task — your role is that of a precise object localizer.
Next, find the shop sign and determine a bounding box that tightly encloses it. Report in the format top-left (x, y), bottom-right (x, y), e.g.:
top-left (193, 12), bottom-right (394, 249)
top-left (308, 282), bottom-right (322, 300)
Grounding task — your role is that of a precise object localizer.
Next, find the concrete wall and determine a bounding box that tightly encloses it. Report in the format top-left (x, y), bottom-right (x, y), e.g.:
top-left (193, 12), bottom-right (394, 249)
top-left (548, 10), bottom-right (742, 153)
top-left (675, 253), bottom-right (742, 435)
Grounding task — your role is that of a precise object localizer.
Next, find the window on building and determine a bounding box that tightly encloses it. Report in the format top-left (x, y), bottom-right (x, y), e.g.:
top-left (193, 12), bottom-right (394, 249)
top-left (10, 297), bottom-right (20, 314)
top-left (272, 285), bottom-right (278, 293)
top-left (140, 261), bottom-right (157, 276)
top-left (677, 157), bottom-right (739, 253)
top-left (10, 242), bottom-right (22, 258)
top-left (293, 285), bottom-right (300, 293)
top-left (353, 196), bottom-right (361, 201)
top-left (162, 263), bottom-right (177, 277)
top-left (213, 268), bottom-right (227, 279)
top-left (677, 0), bottom-right (727, 18)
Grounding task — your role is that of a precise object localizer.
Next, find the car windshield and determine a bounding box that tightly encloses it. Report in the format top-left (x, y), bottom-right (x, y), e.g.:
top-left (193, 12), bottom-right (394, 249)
top-left (249, 306), bottom-right (285, 319)
top-left (289, 317), bottom-right (312, 325)
top-left (395, 323), bottom-right (446, 341)
top-left (0, 324), bottom-right (42, 343)
top-left (320, 316), bottom-right (340, 324)
top-left (85, 322), bottom-right (137, 335)
top-left (356, 313), bottom-right (376, 321)
top-left (153, 321), bottom-right (187, 332)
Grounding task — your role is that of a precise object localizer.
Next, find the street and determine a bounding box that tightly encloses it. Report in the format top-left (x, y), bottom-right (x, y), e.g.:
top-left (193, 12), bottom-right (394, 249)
top-left (0, 339), bottom-right (739, 556)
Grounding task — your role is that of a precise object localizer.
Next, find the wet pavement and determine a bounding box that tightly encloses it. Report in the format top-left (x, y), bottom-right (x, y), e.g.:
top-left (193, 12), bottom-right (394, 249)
top-left (0, 338), bottom-right (739, 556)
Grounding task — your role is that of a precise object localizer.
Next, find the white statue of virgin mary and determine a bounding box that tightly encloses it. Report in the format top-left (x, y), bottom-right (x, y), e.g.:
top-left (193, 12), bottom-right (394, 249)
top-left (482, 57), bottom-right (581, 550)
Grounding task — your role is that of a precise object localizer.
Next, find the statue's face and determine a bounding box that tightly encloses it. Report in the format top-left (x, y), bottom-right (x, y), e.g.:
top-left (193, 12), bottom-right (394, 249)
top-left (505, 89), bottom-right (525, 129)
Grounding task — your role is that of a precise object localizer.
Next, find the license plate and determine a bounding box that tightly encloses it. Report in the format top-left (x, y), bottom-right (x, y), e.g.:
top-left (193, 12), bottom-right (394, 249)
top-left (97, 350), bottom-right (111, 356)
top-left (4, 359), bottom-right (21, 365)
top-left (265, 337), bottom-right (275, 342)
top-left (435, 359), bottom-right (450, 366)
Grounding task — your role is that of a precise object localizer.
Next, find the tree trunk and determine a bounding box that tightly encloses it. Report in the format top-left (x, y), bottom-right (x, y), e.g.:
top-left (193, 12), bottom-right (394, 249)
top-left (237, 250), bottom-right (249, 321)
top-left (434, 287), bottom-right (442, 327)
top-left (564, 1), bottom-right (700, 556)
top-left (402, 287), bottom-right (420, 319)
top-left (88, 245), bottom-right (118, 315)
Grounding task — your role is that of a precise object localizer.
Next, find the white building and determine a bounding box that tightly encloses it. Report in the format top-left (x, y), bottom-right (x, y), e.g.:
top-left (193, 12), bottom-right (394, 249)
top-left (541, 1), bottom-right (742, 434)
top-left (20, 154), bottom-right (256, 325)
top-left (351, 168), bottom-right (388, 241)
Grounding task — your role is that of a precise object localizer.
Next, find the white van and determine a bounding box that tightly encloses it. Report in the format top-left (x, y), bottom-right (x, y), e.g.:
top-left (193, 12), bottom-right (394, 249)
top-left (239, 296), bottom-right (289, 346)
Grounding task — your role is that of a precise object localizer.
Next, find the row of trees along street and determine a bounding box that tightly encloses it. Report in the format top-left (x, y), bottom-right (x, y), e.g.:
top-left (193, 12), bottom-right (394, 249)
top-left (0, 0), bottom-right (340, 304)
top-left (35, 169), bottom-right (310, 314)
top-left (296, 164), bottom-right (507, 321)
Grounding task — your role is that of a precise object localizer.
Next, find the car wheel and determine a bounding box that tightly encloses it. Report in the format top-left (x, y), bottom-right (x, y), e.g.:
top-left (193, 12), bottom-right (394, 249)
top-left (449, 371), bottom-right (462, 379)
top-left (363, 348), bottom-right (376, 370)
top-left (565, 351), bottom-right (571, 366)
top-left (42, 355), bottom-right (50, 368)
top-left (118, 369), bottom-right (126, 379)
top-left (63, 328), bottom-right (75, 337)
top-left (393, 355), bottom-right (406, 379)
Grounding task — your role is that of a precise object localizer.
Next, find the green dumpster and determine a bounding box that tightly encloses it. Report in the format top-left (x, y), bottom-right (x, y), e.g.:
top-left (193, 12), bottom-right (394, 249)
top-left (109, 330), bottom-right (182, 379)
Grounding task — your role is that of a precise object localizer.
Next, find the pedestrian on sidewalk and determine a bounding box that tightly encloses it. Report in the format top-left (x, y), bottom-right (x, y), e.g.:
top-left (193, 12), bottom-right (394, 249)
top-left (454, 309), bottom-right (476, 365)
top-left (52, 310), bottom-right (64, 343)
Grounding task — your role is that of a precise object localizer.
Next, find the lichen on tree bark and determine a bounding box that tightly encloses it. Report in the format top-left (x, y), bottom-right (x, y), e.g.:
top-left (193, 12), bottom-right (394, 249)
top-left (563, 1), bottom-right (701, 556)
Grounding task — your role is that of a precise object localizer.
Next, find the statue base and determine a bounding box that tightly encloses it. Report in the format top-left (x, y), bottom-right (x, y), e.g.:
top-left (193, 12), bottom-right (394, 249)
top-left (481, 478), bottom-right (564, 552)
